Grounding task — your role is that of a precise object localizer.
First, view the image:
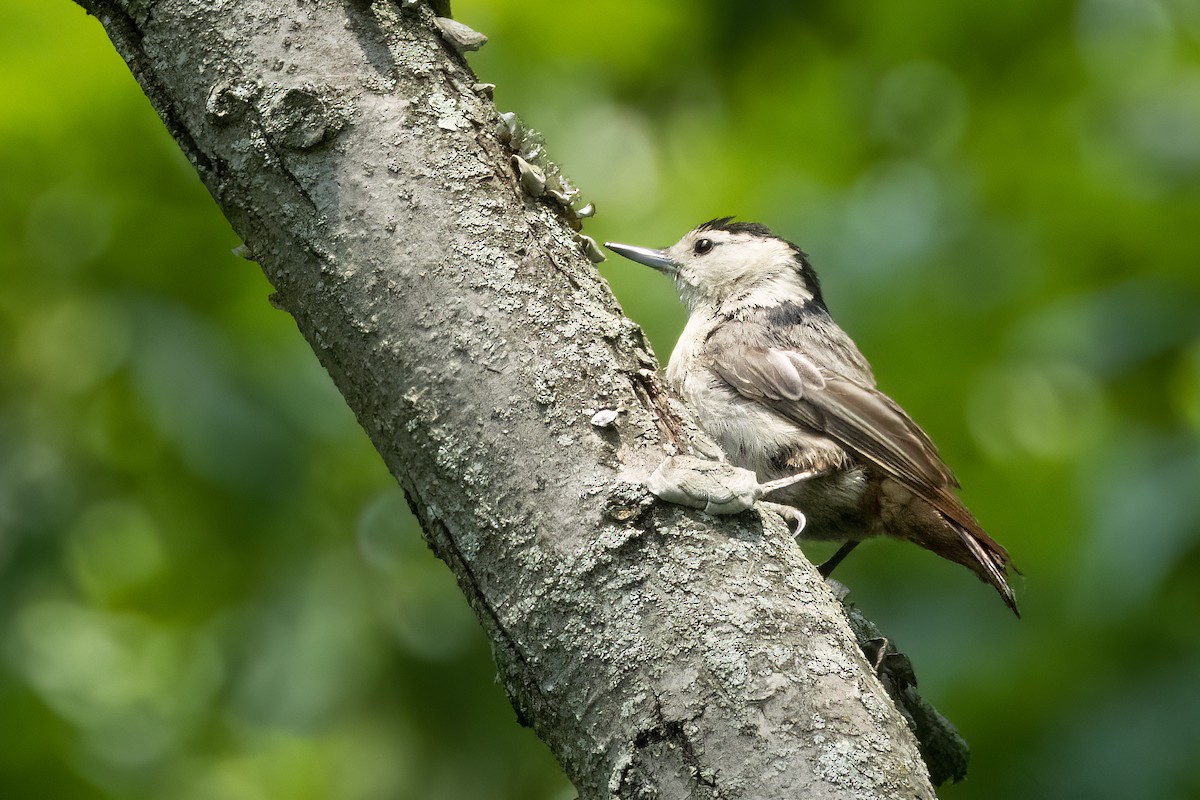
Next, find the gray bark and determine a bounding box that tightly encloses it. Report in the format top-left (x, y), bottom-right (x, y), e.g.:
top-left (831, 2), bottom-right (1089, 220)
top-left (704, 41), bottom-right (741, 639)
top-left (71, 1), bottom-right (943, 797)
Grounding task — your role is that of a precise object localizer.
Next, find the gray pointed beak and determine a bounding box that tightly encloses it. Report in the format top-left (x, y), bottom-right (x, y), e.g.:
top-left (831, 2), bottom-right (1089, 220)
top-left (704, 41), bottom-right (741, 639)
top-left (604, 242), bottom-right (678, 275)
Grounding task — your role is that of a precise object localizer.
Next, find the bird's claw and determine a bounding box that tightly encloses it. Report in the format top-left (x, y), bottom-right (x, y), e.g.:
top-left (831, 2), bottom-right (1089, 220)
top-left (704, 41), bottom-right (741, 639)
top-left (646, 457), bottom-right (811, 529)
top-left (647, 456), bottom-right (764, 515)
top-left (759, 501), bottom-right (806, 535)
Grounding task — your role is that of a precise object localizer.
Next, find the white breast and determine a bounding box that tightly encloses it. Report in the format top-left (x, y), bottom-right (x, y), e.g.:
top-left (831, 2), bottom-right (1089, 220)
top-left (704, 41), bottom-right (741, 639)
top-left (666, 315), bottom-right (843, 479)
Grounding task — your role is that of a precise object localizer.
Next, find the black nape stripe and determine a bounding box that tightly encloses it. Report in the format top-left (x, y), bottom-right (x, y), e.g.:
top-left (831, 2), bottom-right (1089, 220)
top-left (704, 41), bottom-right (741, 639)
top-left (696, 217), bottom-right (829, 310)
top-left (766, 300), bottom-right (819, 327)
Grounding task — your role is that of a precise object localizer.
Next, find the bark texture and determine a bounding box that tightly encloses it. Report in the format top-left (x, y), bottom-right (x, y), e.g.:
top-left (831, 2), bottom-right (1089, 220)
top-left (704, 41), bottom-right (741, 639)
top-left (72, 1), bottom-right (941, 797)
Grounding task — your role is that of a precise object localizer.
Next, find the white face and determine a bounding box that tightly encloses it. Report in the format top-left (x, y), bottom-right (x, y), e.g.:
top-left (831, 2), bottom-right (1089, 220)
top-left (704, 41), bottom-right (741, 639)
top-left (663, 227), bottom-right (812, 313)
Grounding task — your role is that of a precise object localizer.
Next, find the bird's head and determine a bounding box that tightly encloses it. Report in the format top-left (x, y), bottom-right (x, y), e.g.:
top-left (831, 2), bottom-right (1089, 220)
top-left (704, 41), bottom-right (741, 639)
top-left (606, 218), bottom-right (825, 314)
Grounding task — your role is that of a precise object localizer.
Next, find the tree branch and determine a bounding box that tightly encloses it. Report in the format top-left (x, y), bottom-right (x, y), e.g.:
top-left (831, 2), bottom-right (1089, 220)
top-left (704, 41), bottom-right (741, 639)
top-left (72, 1), bottom-right (949, 796)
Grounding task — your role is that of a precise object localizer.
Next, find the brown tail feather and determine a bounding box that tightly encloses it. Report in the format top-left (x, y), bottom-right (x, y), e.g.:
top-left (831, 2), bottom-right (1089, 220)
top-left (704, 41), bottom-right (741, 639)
top-left (923, 489), bottom-right (1019, 616)
top-left (955, 526), bottom-right (1019, 617)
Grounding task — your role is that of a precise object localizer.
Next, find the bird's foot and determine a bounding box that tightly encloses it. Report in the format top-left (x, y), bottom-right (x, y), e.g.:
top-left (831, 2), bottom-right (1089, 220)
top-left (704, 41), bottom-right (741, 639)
top-left (758, 501), bottom-right (806, 535)
top-left (758, 468), bottom-right (825, 496)
top-left (646, 458), bottom-right (810, 531)
top-left (646, 456), bottom-right (763, 515)
top-left (862, 636), bottom-right (891, 674)
top-left (817, 540), bottom-right (860, 578)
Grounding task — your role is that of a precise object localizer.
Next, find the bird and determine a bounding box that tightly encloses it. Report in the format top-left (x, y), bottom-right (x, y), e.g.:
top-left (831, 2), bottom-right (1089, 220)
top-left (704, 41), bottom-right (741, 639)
top-left (605, 218), bottom-right (1018, 615)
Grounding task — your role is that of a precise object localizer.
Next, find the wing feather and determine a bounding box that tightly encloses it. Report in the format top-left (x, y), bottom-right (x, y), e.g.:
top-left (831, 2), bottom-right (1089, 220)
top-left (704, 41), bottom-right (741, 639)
top-left (705, 322), bottom-right (1015, 612)
top-left (711, 344), bottom-right (956, 492)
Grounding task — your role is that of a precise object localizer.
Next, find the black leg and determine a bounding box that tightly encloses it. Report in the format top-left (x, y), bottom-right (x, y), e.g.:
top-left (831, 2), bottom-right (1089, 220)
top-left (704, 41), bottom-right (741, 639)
top-left (818, 541), bottom-right (860, 578)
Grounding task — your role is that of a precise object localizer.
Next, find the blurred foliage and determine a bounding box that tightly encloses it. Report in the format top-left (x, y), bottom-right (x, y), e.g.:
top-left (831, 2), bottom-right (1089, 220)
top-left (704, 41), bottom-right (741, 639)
top-left (2, 1), bottom-right (1199, 798)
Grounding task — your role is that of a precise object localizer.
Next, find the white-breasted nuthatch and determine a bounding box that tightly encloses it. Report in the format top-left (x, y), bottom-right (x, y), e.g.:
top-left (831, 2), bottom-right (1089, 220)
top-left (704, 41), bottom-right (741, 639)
top-left (606, 218), bottom-right (1018, 615)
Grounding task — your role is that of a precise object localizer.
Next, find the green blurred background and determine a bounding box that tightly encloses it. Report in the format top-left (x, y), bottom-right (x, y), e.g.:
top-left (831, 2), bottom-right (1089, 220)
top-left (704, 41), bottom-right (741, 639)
top-left (3, 1), bottom-right (1200, 798)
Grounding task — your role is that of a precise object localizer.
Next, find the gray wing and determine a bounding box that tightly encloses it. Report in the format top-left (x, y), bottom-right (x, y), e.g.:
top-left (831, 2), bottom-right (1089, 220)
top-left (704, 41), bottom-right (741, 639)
top-left (708, 323), bottom-right (1015, 614)
top-left (711, 341), bottom-right (960, 495)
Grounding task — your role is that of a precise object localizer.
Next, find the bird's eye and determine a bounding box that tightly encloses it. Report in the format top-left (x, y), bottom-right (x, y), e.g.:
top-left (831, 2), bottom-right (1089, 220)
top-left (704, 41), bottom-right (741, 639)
top-left (694, 238), bottom-right (714, 255)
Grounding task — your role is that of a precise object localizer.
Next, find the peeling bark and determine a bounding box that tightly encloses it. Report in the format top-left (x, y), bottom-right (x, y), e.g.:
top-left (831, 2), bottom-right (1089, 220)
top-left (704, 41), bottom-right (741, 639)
top-left (71, 1), bottom-right (946, 797)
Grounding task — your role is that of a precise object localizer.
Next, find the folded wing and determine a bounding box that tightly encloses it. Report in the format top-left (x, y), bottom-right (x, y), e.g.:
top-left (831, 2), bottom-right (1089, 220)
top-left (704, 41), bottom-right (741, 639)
top-left (710, 339), bottom-right (1016, 612)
